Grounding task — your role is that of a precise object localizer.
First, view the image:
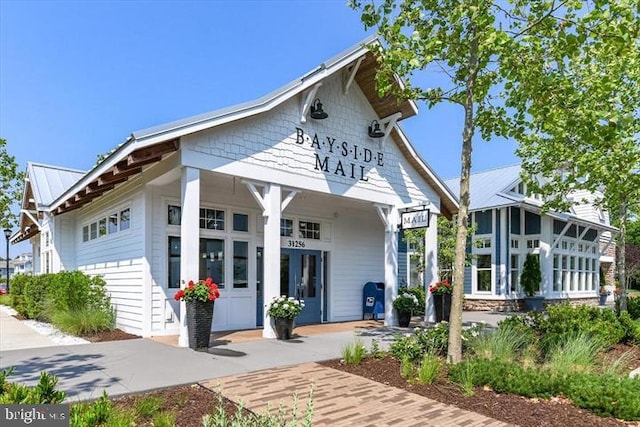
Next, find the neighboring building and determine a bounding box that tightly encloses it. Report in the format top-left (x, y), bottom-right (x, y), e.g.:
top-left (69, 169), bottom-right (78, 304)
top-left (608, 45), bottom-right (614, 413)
top-left (0, 262), bottom-right (14, 282)
top-left (12, 37), bottom-right (459, 343)
top-left (10, 253), bottom-right (34, 276)
top-left (445, 165), bottom-right (616, 311)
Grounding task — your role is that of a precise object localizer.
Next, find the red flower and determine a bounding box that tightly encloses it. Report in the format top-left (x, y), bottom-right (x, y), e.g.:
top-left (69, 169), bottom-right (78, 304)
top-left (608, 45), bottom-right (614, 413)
top-left (174, 278), bottom-right (221, 302)
top-left (174, 289), bottom-right (185, 301)
top-left (430, 280), bottom-right (453, 294)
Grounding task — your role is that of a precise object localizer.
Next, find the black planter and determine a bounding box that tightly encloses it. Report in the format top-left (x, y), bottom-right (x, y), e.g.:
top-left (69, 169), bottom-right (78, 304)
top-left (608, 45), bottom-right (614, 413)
top-left (524, 296), bottom-right (545, 312)
top-left (274, 317), bottom-right (294, 340)
top-left (186, 300), bottom-right (214, 350)
top-left (433, 293), bottom-right (451, 322)
top-left (397, 310), bottom-right (412, 327)
top-left (599, 294), bottom-right (609, 306)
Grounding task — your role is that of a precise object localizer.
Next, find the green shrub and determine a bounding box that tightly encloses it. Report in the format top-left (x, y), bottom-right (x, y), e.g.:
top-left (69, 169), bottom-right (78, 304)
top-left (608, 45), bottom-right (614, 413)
top-left (368, 339), bottom-right (384, 359)
top-left (0, 370), bottom-right (66, 404)
top-left (23, 274), bottom-right (55, 320)
top-left (626, 296), bottom-right (640, 320)
top-left (0, 294), bottom-right (11, 306)
top-left (152, 411), bottom-right (176, 427)
top-left (618, 311), bottom-right (640, 345)
top-left (564, 373), bottom-right (640, 420)
top-left (9, 274), bottom-right (34, 317)
top-left (404, 286), bottom-right (426, 315)
top-left (521, 253), bottom-right (542, 297)
top-left (497, 313), bottom-right (540, 344)
top-left (48, 271), bottom-right (110, 313)
top-left (538, 303), bottom-right (625, 350)
top-left (70, 392), bottom-right (113, 427)
top-left (51, 306), bottom-right (115, 336)
top-left (134, 395), bottom-right (164, 418)
top-left (390, 322), bottom-right (450, 362)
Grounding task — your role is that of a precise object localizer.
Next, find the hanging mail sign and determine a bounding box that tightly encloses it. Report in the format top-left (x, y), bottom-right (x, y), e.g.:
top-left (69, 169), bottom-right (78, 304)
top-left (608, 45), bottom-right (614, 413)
top-left (401, 209), bottom-right (431, 230)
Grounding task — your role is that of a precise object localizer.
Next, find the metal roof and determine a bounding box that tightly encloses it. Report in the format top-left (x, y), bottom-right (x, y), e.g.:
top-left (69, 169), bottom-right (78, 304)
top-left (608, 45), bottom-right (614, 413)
top-left (27, 162), bottom-right (85, 208)
top-left (444, 164), bottom-right (521, 211)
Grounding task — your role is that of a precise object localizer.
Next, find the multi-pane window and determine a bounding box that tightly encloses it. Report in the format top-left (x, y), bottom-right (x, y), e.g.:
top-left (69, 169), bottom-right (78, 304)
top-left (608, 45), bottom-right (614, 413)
top-left (299, 221), bottom-right (321, 240)
top-left (200, 208), bottom-right (225, 230)
top-left (476, 254), bottom-right (492, 292)
top-left (477, 237), bottom-right (491, 248)
top-left (83, 206), bottom-right (131, 243)
top-left (280, 219), bottom-right (293, 237)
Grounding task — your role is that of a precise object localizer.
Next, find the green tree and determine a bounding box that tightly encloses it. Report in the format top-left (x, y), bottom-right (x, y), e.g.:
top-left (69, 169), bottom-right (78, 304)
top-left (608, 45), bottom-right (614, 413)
top-left (350, 0), bottom-right (575, 362)
top-left (0, 139), bottom-right (23, 230)
top-left (505, 1), bottom-right (640, 311)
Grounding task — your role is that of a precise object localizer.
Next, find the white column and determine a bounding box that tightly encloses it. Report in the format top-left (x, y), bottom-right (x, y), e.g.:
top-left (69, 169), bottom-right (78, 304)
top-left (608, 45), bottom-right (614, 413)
top-left (179, 167), bottom-right (200, 347)
top-left (424, 211), bottom-right (438, 322)
top-left (382, 206), bottom-right (399, 326)
top-left (539, 217), bottom-right (553, 297)
top-left (499, 208), bottom-right (508, 296)
top-left (262, 183), bottom-right (281, 338)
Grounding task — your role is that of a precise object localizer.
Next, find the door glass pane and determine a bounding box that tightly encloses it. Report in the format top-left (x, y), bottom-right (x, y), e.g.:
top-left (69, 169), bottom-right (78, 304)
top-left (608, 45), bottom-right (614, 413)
top-left (301, 254), bottom-right (316, 298)
top-left (233, 241), bottom-right (248, 288)
top-left (199, 238), bottom-right (225, 288)
top-left (168, 236), bottom-right (181, 288)
top-left (256, 247), bottom-right (263, 295)
top-left (280, 254), bottom-right (290, 296)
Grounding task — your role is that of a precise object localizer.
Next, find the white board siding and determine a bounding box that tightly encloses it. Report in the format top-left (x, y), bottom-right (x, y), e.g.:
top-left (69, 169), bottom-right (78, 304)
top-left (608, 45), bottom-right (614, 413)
top-left (57, 213), bottom-right (77, 271)
top-left (182, 72), bottom-right (441, 212)
top-left (74, 180), bottom-right (146, 334)
top-left (330, 210), bottom-right (385, 322)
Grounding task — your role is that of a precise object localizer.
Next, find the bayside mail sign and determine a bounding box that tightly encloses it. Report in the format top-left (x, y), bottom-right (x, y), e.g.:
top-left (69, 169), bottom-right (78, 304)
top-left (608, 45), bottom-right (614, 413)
top-left (295, 127), bottom-right (384, 182)
top-left (401, 209), bottom-right (431, 230)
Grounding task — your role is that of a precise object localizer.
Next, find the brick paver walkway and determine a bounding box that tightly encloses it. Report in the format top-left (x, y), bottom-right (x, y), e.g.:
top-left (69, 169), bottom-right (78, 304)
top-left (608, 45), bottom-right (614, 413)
top-left (201, 363), bottom-right (512, 427)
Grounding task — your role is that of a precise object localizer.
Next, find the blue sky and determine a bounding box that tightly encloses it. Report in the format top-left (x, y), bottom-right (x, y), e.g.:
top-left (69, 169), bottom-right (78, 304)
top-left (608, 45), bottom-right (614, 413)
top-left (0, 0), bottom-right (519, 256)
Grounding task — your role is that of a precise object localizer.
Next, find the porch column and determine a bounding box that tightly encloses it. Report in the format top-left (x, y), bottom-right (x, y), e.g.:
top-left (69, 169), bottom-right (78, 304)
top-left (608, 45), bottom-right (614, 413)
top-left (539, 217), bottom-right (553, 298)
top-left (179, 167), bottom-right (200, 347)
top-left (376, 204), bottom-right (399, 326)
top-left (424, 211), bottom-right (438, 322)
top-left (262, 183), bottom-right (282, 338)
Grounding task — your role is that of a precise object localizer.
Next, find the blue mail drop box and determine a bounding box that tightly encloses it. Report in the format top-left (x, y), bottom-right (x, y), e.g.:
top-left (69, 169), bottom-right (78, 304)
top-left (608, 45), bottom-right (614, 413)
top-left (363, 282), bottom-right (385, 320)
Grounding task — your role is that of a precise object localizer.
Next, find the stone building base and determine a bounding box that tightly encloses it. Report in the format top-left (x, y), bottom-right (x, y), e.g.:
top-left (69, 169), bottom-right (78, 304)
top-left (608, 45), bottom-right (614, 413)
top-left (464, 297), bottom-right (601, 312)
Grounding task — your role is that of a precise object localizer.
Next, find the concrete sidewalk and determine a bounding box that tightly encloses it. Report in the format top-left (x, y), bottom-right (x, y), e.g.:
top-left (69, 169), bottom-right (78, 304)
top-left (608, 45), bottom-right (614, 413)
top-left (0, 306), bottom-right (58, 351)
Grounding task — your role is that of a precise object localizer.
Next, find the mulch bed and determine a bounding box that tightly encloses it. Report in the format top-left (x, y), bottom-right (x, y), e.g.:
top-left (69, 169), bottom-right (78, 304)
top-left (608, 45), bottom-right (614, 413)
top-left (82, 329), bottom-right (141, 342)
top-left (110, 384), bottom-right (250, 426)
top-left (320, 356), bottom-right (638, 427)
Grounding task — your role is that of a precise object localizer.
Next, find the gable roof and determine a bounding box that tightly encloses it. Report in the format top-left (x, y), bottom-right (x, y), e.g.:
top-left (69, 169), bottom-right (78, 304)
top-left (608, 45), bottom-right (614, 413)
top-left (444, 164), bottom-right (617, 232)
top-left (13, 36), bottom-right (459, 244)
top-left (27, 162), bottom-right (86, 208)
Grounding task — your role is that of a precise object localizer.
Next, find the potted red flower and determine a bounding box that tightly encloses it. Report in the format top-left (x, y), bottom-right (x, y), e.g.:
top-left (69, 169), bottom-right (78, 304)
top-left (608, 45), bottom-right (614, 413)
top-left (429, 280), bottom-right (452, 322)
top-left (174, 278), bottom-right (220, 350)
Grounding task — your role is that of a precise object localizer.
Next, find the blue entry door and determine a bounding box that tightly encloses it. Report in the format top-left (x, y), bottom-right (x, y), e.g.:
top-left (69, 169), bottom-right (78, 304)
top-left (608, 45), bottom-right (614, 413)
top-left (282, 249), bottom-right (322, 325)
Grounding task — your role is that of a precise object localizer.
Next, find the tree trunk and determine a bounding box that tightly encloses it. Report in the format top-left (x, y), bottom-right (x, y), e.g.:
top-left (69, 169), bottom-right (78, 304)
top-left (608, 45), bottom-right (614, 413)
top-left (448, 33), bottom-right (479, 365)
top-left (618, 200), bottom-right (628, 312)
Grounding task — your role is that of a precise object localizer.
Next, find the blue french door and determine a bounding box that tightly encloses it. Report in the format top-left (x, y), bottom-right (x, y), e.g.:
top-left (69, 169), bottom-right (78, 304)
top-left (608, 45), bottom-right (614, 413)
top-left (256, 248), bottom-right (322, 326)
top-left (282, 249), bottom-right (322, 325)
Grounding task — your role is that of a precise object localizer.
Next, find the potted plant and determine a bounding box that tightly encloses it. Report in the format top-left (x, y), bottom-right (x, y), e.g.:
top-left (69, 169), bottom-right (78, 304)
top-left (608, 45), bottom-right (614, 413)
top-left (429, 280), bottom-right (453, 322)
top-left (521, 253), bottom-right (544, 311)
top-left (266, 296), bottom-right (304, 340)
top-left (598, 267), bottom-right (610, 306)
top-left (393, 292), bottom-right (419, 327)
top-left (174, 278), bottom-right (220, 350)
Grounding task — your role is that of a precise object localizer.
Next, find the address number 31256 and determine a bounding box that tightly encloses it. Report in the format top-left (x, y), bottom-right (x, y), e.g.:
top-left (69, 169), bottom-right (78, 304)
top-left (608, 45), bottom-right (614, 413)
top-left (287, 240), bottom-right (306, 248)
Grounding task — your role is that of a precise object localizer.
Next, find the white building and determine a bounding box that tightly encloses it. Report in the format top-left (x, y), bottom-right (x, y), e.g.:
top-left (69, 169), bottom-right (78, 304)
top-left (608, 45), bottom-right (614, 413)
top-left (445, 165), bottom-right (616, 310)
top-left (12, 38), bottom-right (458, 343)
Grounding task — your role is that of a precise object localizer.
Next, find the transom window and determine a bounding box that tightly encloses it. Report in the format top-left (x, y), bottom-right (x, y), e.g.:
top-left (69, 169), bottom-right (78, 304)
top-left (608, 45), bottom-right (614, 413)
top-left (82, 207), bottom-right (130, 242)
top-left (299, 221), bottom-right (321, 240)
top-left (200, 208), bottom-right (225, 230)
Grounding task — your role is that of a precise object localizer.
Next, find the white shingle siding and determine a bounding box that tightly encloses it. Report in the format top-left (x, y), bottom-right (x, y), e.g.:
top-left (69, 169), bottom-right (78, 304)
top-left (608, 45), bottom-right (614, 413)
top-left (183, 72), bottom-right (440, 211)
